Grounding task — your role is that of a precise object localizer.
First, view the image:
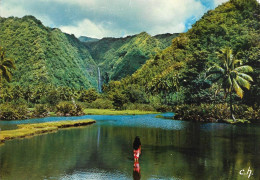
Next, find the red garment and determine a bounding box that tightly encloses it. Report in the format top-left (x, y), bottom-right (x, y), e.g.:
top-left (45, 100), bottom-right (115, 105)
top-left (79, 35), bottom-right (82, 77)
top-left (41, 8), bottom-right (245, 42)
top-left (134, 148), bottom-right (141, 159)
top-left (133, 161), bottom-right (140, 173)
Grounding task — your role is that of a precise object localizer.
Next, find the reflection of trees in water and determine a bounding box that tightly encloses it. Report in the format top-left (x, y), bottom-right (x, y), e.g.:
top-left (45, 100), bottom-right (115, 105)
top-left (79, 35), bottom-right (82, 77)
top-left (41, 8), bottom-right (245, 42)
top-left (0, 126), bottom-right (98, 179)
top-left (97, 124), bottom-right (260, 179)
top-left (0, 123), bottom-right (259, 179)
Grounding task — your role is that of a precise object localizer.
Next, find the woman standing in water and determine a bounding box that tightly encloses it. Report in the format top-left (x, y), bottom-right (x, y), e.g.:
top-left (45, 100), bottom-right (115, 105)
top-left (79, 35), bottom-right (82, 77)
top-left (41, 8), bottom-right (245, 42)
top-left (133, 136), bottom-right (141, 179)
top-left (133, 136), bottom-right (141, 162)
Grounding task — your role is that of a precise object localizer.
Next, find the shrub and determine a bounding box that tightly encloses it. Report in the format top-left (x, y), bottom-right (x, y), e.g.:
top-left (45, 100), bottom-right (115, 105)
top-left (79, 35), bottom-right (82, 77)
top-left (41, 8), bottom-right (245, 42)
top-left (34, 104), bottom-right (49, 117)
top-left (47, 90), bottom-right (61, 105)
top-left (112, 92), bottom-right (127, 110)
top-left (55, 101), bottom-right (84, 116)
top-left (79, 88), bottom-right (99, 103)
top-left (154, 104), bottom-right (172, 112)
top-left (124, 85), bottom-right (148, 103)
top-left (0, 103), bottom-right (29, 120)
top-left (173, 103), bottom-right (259, 122)
top-left (91, 99), bottom-right (114, 109)
top-left (123, 103), bottom-right (155, 111)
top-left (244, 106), bottom-right (260, 120)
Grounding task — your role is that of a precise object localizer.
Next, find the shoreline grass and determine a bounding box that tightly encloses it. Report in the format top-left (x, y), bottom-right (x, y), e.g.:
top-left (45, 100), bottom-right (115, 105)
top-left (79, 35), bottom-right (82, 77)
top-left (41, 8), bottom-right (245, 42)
top-left (223, 119), bottom-right (251, 124)
top-left (0, 108), bottom-right (158, 121)
top-left (0, 119), bottom-right (96, 145)
top-left (83, 109), bottom-right (158, 115)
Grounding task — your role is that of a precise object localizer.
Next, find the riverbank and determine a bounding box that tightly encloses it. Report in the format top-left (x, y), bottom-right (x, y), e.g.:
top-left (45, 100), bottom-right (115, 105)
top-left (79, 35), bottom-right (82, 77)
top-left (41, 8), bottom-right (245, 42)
top-left (0, 119), bottom-right (96, 145)
top-left (172, 104), bottom-right (259, 123)
top-left (0, 107), bottom-right (158, 121)
top-left (83, 109), bottom-right (158, 115)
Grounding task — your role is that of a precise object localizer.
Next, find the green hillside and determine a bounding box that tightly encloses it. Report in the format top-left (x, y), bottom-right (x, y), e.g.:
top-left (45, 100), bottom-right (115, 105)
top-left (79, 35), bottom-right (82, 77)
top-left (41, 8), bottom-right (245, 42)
top-left (0, 15), bottom-right (178, 89)
top-left (85, 32), bottom-right (179, 82)
top-left (105, 0), bottom-right (260, 106)
top-left (78, 36), bottom-right (99, 43)
top-left (0, 16), bottom-right (98, 89)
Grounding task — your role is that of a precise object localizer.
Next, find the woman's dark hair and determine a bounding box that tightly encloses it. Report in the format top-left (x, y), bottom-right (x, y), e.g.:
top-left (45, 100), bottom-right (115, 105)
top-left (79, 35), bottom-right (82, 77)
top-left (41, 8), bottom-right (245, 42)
top-left (133, 136), bottom-right (141, 150)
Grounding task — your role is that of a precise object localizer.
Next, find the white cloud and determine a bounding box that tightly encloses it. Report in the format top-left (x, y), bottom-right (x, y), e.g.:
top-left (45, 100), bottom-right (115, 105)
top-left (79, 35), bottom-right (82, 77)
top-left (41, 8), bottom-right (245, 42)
top-left (214, 0), bottom-right (229, 7)
top-left (0, 0), bottom-right (207, 38)
top-left (0, 2), bottom-right (28, 17)
top-left (60, 19), bottom-right (112, 38)
top-left (57, 0), bottom-right (205, 37)
top-left (0, 0), bottom-right (54, 27)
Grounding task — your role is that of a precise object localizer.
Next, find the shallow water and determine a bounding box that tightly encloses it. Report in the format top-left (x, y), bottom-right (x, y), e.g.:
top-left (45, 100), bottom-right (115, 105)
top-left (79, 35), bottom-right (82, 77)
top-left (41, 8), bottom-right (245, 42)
top-left (0, 114), bottom-right (259, 180)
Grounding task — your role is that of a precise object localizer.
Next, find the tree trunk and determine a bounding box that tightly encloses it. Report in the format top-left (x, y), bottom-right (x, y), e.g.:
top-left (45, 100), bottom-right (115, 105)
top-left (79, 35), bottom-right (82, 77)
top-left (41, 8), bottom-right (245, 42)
top-left (164, 91), bottom-right (167, 104)
top-left (0, 76), bottom-right (1, 100)
top-left (230, 92), bottom-right (236, 122)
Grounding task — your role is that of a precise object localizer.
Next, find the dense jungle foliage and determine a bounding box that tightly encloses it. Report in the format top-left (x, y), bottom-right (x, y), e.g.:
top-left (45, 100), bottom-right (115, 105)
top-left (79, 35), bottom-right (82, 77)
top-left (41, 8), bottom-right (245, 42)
top-left (0, 16), bottom-right (97, 89)
top-left (0, 15), bottom-right (176, 120)
top-left (0, 15), bottom-right (176, 90)
top-left (103, 0), bottom-right (260, 120)
top-left (84, 32), bottom-right (179, 82)
top-left (0, 0), bottom-right (259, 121)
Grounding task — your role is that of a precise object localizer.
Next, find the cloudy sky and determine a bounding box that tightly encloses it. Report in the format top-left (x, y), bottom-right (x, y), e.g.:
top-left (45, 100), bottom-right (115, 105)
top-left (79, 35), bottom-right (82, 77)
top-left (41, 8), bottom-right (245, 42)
top-left (0, 0), bottom-right (235, 38)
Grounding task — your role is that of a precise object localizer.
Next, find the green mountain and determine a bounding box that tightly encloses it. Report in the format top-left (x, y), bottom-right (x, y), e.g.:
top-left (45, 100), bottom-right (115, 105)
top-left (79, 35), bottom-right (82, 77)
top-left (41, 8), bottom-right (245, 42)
top-left (0, 16), bottom-right (98, 89)
top-left (84, 32), bottom-right (179, 82)
top-left (107, 0), bottom-right (259, 106)
top-left (0, 16), bottom-right (178, 91)
top-left (78, 36), bottom-right (99, 43)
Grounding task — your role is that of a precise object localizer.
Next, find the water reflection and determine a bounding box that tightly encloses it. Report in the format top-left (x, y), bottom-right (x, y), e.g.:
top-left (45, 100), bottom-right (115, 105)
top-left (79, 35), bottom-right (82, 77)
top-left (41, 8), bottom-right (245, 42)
top-left (0, 114), bottom-right (260, 179)
top-left (133, 161), bottom-right (141, 180)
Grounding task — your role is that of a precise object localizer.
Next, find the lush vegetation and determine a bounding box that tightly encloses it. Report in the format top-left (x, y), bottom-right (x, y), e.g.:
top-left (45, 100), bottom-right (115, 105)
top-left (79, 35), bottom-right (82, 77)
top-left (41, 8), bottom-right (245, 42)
top-left (0, 119), bottom-right (96, 145)
top-left (0, 16), bottom-right (176, 120)
top-left (0, 16), bottom-right (177, 90)
top-left (103, 0), bottom-right (259, 122)
top-left (85, 32), bottom-right (179, 82)
top-left (0, 16), bottom-right (97, 89)
top-left (173, 103), bottom-right (259, 122)
top-left (0, 47), bottom-right (16, 84)
top-left (207, 47), bottom-right (254, 121)
top-left (0, 0), bottom-right (259, 122)
top-left (83, 109), bottom-right (157, 115)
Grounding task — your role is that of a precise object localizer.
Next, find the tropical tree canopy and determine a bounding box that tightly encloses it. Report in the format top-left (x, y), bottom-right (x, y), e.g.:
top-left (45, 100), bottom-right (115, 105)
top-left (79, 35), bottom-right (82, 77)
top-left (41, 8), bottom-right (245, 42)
top-left (0, 47), bottom-right (16, 82)
top-left (207, 47), bottom-right (253, 99)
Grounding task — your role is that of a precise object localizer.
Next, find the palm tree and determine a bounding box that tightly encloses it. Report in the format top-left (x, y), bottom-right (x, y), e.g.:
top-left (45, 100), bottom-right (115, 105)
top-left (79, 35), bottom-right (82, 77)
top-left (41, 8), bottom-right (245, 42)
top-left (0, 47), bottom-right (15, 83)
top-left (207, 47), bottom-right (253, 121)
top-left (0, 47), bottom-right (16, 101)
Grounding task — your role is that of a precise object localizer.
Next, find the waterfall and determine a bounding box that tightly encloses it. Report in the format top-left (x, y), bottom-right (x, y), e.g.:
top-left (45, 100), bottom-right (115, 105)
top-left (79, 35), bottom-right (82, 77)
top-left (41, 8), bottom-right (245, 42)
top-left (98, 67), bottom-right (102, 93)
top-left (71, 97), bottom-right (77, 109)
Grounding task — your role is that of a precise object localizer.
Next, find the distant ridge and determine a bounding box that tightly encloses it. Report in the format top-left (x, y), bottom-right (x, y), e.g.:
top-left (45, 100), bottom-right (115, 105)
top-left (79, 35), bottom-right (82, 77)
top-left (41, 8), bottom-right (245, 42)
top-left (78, 36), bottom-right (99, 43)
top-left (0, 15), bottom-right (180, 90)
top-left (0, 16), bottom-right (98, 89)
top-left (84, 32), bottom-right (179, 82)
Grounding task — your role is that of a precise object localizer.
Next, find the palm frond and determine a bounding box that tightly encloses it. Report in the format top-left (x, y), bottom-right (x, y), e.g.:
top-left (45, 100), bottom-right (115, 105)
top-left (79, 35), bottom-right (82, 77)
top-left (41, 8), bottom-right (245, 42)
top-left (222, 76), bottom-right (232, 92)
top-left (232, 79), bottom-right (243, 98)
top-left (209, 74), bottom-right (223, 83)
top-left (0, 51), bottom-right (5, 61)
top-left (206, 65), bottom-right (224, 80)
top-left (206, 71), bottom-right (222, 79)
top-left (235, 65), bottom-right (253, 73)
top-left (0, 65), bottom-right (12, 82)
top-left (207, 65), bottom-right (224, 73)
top-left (2, 59), bottom-right (16, 69)
top-left (233, 60), bottom-right (242, 66)
top-left (238, 72), bottom-right (253, 82)
top-left (236, 76), bottom-right (251, 90)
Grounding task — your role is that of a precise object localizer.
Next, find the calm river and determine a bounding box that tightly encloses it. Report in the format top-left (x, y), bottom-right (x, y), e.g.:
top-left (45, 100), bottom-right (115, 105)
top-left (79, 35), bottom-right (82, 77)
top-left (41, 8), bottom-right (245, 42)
top-left (0, 113), bottom-right (259, 180)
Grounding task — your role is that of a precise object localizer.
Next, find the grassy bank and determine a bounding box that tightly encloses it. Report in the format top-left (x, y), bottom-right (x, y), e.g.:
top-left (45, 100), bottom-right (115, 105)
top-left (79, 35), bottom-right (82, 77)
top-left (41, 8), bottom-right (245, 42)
top-left (173, 104), bottom-right (259, 123)
top-left (0, 119), bottom-right (96, 145)
top-left (223, 119), bottom-right (251, 124)
top-left (83, 108), bottom-right (158, 115)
